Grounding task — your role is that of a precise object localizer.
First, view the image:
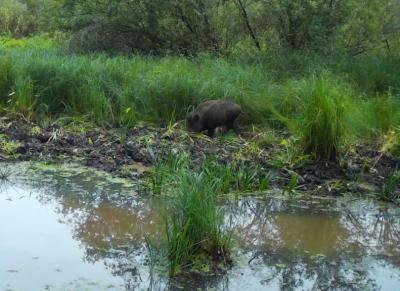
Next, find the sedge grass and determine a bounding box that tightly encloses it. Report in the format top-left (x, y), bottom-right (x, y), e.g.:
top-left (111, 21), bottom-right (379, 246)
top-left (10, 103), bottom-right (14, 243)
top-left (165, 171), bottom-right (231, 276)
top-left (0, 39), bottom-right (399, 148)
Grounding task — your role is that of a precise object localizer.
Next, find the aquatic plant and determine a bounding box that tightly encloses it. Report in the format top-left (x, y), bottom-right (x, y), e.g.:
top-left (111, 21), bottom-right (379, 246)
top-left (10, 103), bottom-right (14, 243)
top-left (165, 171), bottom-right (231, 275)
top-left (284, 172), bottom-right (300, 196)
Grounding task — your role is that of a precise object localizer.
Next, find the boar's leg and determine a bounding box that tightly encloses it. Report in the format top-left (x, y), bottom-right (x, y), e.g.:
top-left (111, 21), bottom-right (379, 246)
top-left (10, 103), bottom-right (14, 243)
top-left (228, 121), bottom-right (241, 136)
top-left (207, 128), bottom-right (216, 138)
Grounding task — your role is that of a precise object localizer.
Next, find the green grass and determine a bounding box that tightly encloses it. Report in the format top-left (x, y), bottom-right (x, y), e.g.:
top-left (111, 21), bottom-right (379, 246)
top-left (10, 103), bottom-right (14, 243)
top-left (295, 75), bottom-right (348, 161)
top-left (149, 154), bottom-right (272, 274)
top-left (0, 134), bottom-right (22, 156)
top-left (202, 157), bottom-right (271, 193)
top-left (378, 171), bottom-right (400, 202)
top-left (0, 37), bottom-right (400, 160)
top-left (0, 55), bottom-right (13, 102)
top-left (150, 154), bottom-right (272, 196)
top-left (165, 171), bottom-right (231, 275)
top-left (150, 154), bottom-right (190, 195)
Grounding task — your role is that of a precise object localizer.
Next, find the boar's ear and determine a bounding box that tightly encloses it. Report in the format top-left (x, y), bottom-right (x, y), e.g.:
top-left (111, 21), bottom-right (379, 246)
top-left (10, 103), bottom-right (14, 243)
top-left (193, 114), bottom-right (200, 122)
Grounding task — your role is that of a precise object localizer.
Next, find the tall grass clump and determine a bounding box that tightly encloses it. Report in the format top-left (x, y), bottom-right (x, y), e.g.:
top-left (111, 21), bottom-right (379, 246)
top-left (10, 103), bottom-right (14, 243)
top-left (0, 56), bottom-right (14, 103)
top-left (294, 75), bottom-right (349, 161)
top-left (13, 76), bottom-right (35, 119)
top-left (165, 171), bottom-right (231, 275)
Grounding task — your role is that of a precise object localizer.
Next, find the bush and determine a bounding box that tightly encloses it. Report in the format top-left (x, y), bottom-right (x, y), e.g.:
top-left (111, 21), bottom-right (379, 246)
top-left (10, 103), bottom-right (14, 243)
top-left (0, 0), bottom-right (37, 37)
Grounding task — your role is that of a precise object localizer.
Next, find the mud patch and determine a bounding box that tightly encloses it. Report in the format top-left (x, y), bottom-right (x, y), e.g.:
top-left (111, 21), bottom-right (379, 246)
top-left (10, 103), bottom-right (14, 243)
top-left (0, 117), bottom-right (399, 197)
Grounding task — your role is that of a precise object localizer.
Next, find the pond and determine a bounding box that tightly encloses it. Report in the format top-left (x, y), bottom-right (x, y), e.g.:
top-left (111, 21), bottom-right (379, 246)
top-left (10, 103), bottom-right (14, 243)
top-left (1, 162), bottom-right (399, 290)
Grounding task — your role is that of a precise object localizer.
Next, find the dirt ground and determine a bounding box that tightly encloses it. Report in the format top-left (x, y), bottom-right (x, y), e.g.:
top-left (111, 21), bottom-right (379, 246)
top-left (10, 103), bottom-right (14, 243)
top-left (0, 116), bottom-right (399, 196)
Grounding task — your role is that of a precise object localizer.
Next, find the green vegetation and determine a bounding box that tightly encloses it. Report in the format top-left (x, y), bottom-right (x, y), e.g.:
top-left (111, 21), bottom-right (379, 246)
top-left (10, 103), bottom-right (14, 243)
top-left (1, 42), bottom-right (399, 161)
top-left (378, 172), bottom-right (400, 202)
top-left (150, 154), bottom-right (271, 196)
top-left (2, 0), bottom-right (398, 56)
top-left (1, 41), bottom-right (399, 162)
top-left (147, 154), bottom-right (272, 274)
top-left (0, 134), bottom-right (22, 156)
top-left (381, 127), bottom-right (400, 157)
top-left (0, 0), bottom-right (400, 278)
top-left (165, 171), bottom-right (230, 275)
top-left (297, 76), bottom-right (347, 161)
top-left (148, 155), bottom-right (230, 275)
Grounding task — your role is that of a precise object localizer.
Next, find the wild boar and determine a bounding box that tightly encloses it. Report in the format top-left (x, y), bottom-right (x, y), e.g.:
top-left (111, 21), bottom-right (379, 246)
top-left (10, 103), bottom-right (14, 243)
top-left (187, 100), bottom-right (242, 138)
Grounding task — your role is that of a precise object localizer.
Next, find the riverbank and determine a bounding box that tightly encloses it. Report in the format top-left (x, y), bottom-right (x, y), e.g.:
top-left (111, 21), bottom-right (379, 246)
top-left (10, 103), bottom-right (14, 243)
top-left (1, 116), bottom-right (398, 201)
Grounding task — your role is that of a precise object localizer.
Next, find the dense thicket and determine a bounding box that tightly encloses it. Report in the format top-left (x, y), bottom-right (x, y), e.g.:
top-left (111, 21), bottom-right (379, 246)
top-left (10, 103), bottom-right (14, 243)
top-left (1, 0), bottom-right (399, 55)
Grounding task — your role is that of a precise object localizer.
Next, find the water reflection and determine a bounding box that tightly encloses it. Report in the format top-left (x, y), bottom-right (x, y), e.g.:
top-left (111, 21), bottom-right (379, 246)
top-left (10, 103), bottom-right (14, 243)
top-left (223, 197), bottom-right (400, 291)
top-left (0, 163), bottom-right (399, 290)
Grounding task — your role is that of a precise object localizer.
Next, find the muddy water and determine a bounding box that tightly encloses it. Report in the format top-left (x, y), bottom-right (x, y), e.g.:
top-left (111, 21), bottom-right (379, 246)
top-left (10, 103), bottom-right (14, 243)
top-left (1, 163), bottom-right (399, 291)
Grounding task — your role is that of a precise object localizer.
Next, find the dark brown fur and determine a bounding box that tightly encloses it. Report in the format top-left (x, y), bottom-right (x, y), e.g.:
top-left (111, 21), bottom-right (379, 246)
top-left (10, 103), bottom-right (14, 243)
top-left (187, 100), bottom-right (242, 138)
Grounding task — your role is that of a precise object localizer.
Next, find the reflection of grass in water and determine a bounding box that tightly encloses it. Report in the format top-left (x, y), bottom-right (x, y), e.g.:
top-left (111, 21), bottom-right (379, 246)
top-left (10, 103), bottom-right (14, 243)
top-left (0, 166), bottom-right (11, 181)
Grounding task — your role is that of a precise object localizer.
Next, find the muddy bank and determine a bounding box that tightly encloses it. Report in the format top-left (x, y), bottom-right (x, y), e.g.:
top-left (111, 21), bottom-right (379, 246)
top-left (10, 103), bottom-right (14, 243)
top-left (0, 117), bottom-right (399, 196)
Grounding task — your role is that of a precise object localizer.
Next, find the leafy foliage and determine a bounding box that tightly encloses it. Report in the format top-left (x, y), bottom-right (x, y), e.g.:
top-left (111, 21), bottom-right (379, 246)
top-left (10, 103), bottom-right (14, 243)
top-left (1, 0), bottom-right (399, 55)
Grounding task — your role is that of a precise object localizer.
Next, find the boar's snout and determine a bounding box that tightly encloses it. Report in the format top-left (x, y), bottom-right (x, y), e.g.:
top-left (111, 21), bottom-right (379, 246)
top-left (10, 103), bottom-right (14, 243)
top-left (187, 113), bottom-right (203, 133)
